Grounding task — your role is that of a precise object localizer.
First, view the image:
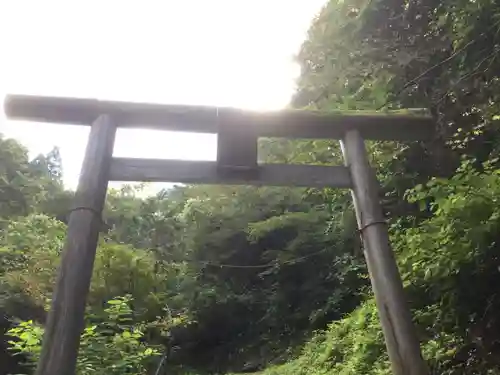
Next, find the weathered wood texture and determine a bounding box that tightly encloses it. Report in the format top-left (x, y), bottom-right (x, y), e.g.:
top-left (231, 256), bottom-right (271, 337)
top-left (35, 115), bottom-right (117, 375)
top-left (340, 130), bottom-right (429, 375)
top-left (4, 94), bottom-right (434, 140)
top-left (109, 158), bottom-right (353, 188)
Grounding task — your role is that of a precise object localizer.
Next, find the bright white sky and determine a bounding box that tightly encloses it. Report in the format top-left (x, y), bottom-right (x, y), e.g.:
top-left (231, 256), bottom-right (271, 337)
top-left (0, 1), bottom-right (326, 191)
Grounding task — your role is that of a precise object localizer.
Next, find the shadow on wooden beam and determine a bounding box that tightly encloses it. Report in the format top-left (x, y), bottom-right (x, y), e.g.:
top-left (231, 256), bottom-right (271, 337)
top-left (109, 158), bottom-right (353, 188)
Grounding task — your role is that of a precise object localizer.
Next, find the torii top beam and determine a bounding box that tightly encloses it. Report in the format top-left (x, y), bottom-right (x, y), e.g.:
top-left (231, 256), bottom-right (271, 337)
top-left (4, 93), bottom-right (433, 375)
top-left (4, 94), bottom-right (434, 141)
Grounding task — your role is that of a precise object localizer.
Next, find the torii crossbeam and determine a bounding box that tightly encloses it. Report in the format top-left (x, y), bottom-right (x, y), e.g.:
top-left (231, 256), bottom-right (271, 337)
top-left (4, 94), bottom-right (433, 375)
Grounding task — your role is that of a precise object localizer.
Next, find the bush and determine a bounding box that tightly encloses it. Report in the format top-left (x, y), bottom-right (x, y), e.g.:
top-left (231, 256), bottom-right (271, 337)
top-left (7, 296), bottom-right (161, 375)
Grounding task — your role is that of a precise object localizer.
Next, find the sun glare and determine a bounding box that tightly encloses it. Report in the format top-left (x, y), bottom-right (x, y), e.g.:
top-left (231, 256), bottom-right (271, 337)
top-left (0, 0), bottom-right (326, 190)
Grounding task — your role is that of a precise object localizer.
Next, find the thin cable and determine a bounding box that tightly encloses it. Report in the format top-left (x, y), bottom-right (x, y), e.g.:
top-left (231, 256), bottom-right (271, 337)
top-left (154, 351), bottom-right (168, 375)
top-left (434, 48), bottom-right (499, 106)
top-left (168, 248), bottom-right (329, 269)
top-left (377, 19), bottom-right (500, 110)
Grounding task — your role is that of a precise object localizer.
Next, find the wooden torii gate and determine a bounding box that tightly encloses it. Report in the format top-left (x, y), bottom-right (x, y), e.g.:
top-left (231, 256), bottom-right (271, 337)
top-left (4, 94), bottom-right (433, 375)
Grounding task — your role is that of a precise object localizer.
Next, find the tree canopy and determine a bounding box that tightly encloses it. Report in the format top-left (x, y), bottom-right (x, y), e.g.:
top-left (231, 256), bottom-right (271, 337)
top-left (2, 0), bottom-right (500, 374)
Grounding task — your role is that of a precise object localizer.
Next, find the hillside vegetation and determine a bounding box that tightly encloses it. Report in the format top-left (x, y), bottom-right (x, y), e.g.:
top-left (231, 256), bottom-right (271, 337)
top-left (2, 0), bottom-right (500, 374)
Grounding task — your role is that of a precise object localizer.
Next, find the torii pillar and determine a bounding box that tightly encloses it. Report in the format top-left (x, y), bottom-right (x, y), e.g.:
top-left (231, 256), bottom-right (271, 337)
top-left (4, 94), bottom-right (432, 375)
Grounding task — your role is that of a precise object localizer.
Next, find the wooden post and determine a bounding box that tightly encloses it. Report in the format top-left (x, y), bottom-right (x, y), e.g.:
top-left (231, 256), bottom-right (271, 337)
top-left (217, 123), bottom-right (258, 179)
top-left (35, 115), bottom-right (117, 375)
top-left (340, 130), bottom-right (428, 375)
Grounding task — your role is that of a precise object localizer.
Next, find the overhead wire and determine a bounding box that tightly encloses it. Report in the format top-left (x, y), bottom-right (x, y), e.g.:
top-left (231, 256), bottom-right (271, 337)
top-left (376, 19), bottom-right (500, 110)
top-left (195, 248), bottom-right (329, 269)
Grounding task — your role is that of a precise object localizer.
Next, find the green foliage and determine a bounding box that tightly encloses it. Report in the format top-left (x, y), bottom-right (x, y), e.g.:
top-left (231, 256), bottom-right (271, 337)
top-left (0, 136), bottom-right (41, 220)
top-left (7, 296), bottom-right (161, 375)
top-left (156, 184), bottom-right (367, 372)
top-left (0, 135), bottom-right (65, 223)
top-left (0, 213), bottom-right (185, 324)
top-left (258, 300), bottom-right (388, 375)
top-left (259, 160), bottom-right (500, 374)
top-left (399, 158), bottom-right (500, 288)
top-left (3, 0), bottom-right (500, 372)
top-left (0, 214), bottom-right (66, 321)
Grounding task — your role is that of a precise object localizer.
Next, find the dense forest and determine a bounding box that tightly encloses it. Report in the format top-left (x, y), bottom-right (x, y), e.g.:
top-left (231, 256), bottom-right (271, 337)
top-left (2, 0), bottom-right (500, 374)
